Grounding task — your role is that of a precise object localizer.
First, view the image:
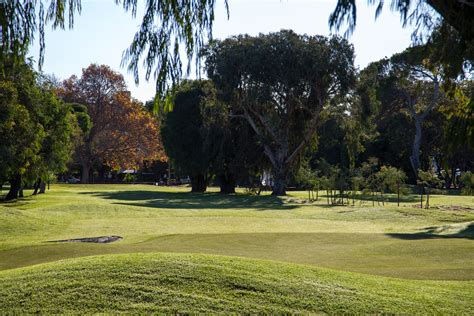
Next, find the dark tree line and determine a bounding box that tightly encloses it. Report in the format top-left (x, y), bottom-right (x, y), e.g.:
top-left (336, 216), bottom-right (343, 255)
top-left (161, 80), bottom-right (266, 193)
top-left (161, 29), bottom-right (473, 197)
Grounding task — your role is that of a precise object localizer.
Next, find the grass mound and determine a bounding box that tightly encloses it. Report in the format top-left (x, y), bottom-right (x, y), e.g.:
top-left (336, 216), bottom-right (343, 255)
top-left (1, 253), bottom-right (472, 314)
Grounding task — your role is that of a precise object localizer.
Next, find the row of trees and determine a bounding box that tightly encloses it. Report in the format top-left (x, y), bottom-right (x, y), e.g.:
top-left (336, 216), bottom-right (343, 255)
top-left (297, 159), bottom-right (407, 206)
top-left (161, 28), bottom-right (473, 196)
top-left (1, 62), bottom-right (166, 200)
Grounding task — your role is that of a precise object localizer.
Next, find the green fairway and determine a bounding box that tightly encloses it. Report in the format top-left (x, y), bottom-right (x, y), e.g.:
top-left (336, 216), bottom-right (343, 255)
top-left (1, 253), bottom-right (473, 314)
top-left (0, 184), bottom-right (473, 312)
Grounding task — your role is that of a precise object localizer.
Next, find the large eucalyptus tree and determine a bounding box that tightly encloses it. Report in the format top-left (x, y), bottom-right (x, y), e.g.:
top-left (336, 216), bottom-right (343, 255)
top-left (204, 30), bottom-right (356, 195)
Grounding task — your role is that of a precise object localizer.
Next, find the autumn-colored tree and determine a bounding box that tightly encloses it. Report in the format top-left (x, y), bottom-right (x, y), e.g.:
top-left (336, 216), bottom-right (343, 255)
top-left (57, 64), bottom-right (165, 183)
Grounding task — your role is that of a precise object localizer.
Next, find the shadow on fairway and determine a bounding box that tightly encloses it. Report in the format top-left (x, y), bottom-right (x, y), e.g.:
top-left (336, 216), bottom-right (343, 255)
top-left (79, 190), bottom-right (298, 210)
top-left (348, 194), bottom-right (419, 204)
top-left (386, 223), bottom-right (474, 240)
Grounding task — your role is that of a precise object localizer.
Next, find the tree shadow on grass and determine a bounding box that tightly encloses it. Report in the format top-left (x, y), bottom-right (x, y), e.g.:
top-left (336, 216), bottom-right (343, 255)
top-left (349, 193), bottom-right (419, 204)
top-left (386, 223), bottom-right (474, 240)
top-left (79, 190), bottom-right (298, 210)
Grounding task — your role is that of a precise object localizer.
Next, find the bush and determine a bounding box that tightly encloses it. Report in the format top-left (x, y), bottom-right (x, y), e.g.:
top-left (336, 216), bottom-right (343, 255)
top-left (123, 173), bottom-right (137, 183)
top-left (460, 171), bottom-right (474, 196)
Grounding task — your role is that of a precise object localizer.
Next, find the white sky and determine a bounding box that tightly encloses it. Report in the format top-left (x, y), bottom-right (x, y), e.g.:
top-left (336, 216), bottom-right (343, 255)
top-left (32, 0), bottom-right (414, 102)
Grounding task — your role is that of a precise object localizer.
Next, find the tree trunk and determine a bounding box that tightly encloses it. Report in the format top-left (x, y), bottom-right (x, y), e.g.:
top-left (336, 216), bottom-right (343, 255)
top-left (451, 168), bottom-right (457, 188)
top-left (219, 174), bottom-right (236, 194)
top-left (397, 181), bottom-right (400, 207)
top-left (410, 117), bottom-right (422, 179)
top-left (420, 186), bottom-right (424, 209)
top-left (272, 176), bottom-right (286, 196)
top-left (32, 178), bottom-right (41, 195)
top-left (6, 174), bottom-right (22, 201)
top-left (39, 181), bottom-right (46, 194)
top-left (426, 188), bottom-right (430, 209)
top-left (271, 167), bottom-right (287, 196)
top-left (81, 164), bottom-right (91, 184)
top-left (191, 174), bottom-right (207, 193)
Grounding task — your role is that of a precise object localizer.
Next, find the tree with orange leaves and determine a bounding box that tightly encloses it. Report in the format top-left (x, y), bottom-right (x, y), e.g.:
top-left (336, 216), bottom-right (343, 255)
top-left (57, 64), bottom-right (165, 183)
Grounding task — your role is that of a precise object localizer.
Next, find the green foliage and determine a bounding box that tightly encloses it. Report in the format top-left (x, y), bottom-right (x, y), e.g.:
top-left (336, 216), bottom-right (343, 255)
top-left (205, 30), bottom-right (356, 195)
top-left (418, 169), bottom-right (442, 189)
top-left (162, 80), bottom-right (265, 193)
top-left (69, 103), bottom-right (92, 135)
top-left (123, 173), bottom-right (137, 183)
top-left (295, 160), bottom-right (316, 189)
top-left (459, 171), bottom-right (474, 196)
top-left (329, 0), bottom-right (474, 48)
top-left (377, 166), bottom-right (407, 194)
top-left (0, 1), bottom-right (81, 70)
top-left (0, 81), bottom-right (43, 183)
top-left (118, 0), bottom-right (228, 100)
top-left (0, 60), bottom-right (77, 198)
top-left (161, 80), bottom-right (214, 192)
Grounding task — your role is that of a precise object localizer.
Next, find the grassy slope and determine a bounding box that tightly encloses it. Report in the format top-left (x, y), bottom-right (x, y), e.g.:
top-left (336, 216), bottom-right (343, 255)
top-left (1, 184), bottom-right (473, 280)
top-left (1, 253), bottom-right (473, 314)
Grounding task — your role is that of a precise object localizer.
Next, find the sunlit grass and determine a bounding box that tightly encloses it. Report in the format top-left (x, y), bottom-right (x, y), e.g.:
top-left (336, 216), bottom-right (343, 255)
top-left (1, 184), bottom-right (473, 312)
top-left (1, 184), bottom-right (473, 280)
top-left (1, 253), bottom-right (473, 314)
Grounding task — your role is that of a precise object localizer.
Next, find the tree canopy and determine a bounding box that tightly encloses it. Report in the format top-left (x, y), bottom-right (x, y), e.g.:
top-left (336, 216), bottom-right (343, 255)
top-left (57, 64), bottom-right (165, 183)
top-left (204, 30), bottom-right (356, 195)
top-left (329, 0), bottom-right (474, 43)
top-left (0, 60), bottom-right (77, 200)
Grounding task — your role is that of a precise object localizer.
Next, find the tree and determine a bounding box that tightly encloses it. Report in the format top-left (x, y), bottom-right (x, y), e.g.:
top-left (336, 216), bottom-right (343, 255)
top-left (161, 80), bottom-right (213, 192)
top-left (204, 30), bottom-right (356, 195)
top-left (329, 0), bottom-right (474, 43)
top-left (377, 166), bottom-right (407, 206)
top-left (0, 0), bottom-right (227, 99)
top-left (31, 80), bottom-right (79, 195)
top-left (202, 94), bottom-right (266, 194)
top-left (0, 81), bottom-right (42, 200)
top-left (358, 46), bottom-right (448, 180)
top-left (296, 159), bottom-right (318, 202)
top-left (436, 80), bottom-right (474, 188)
top-left (459, 171), bottom-right (474, 196)
top-left (0, 60), bottom-right (77, 200)
top-left (418, 169), bottom-right (442, 208)
top-left (57, 64), bottom-right (165, 183)
top-left (5, 0), bottom-right (473, 104)
top-left (358, 157), bottom-right (381, 206)
top-left (162, 80), bottom-right (267, 193)
top-left (391, 47), bottom-right (447, 179)
top-left (0, 0), bottom-right (81, 70)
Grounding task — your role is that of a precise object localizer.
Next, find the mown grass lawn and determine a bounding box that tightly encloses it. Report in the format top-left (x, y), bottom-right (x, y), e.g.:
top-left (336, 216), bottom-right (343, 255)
top-left (1, 253), bottom-right (473, 314)
top-left (0, 184), bottom-right (473, 312)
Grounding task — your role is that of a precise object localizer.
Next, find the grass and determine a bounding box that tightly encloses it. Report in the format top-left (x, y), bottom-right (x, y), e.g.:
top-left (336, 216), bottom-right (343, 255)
top-left (0, 184), bottom-right (473, 312)
top-left (1, 253), bottom-right (473, 314)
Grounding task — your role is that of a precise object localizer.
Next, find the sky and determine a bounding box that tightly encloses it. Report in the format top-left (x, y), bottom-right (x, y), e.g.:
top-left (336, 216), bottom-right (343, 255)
top-left (32, 0), bottom-right (415, 102)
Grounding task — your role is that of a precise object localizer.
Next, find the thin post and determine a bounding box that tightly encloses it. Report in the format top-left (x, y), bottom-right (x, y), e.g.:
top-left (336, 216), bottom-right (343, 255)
top-left (397, 181), bottom-right (400, 207)
top-left (420, 186), bottom-right (423, 209)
